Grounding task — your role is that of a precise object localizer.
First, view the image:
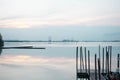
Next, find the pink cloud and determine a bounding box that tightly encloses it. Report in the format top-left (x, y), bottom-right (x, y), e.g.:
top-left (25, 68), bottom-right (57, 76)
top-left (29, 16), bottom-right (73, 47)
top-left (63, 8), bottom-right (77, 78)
top-left (0, 14), bottom-right (120, 29)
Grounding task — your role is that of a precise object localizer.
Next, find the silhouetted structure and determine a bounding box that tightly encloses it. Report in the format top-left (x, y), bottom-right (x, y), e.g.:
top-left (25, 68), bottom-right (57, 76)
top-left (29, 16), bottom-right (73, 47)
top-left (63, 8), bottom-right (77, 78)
top-left (76, 47), bottom-right (90, 80)
top-left (48, 36), bottom-right (52, 44)
top-left (0, 33), bottom-right (4, 55)
top-left (76, 46), bottom-right (120, 80)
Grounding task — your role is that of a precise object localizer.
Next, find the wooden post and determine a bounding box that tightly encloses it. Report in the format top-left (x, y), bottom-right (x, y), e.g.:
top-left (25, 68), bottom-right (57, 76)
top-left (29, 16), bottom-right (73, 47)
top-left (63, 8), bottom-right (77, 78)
top-left (85, 47), bottom-right (87, 73)
top-left (108, 47), bottom-right (109, 74)
top-left (106, 46), bottom-right (109, 74)
top-left (117, 53), bottom-right (119, 73)
top-left (102, 48), bottom-right (104, 73)
top-left (80, 46), bottom-right (84, 72)
top-left (99, 45), bottom-right (100, 61)
top-left (98, 45), bottom-right (101, 76)
top-left (105, 46), bottom-right (108, 73)
top-left (81, 46), bottom-right (84, 70)
top-left (80, 47), bottom-right (82, 72)
top-left (95, 54), bottom-right (97, 80)
top-left (109, 46), bottom-right (112, 72)
top-left (98, 58), bottom-right (101, 80)
top-left (88, 50), bottom-right (90, 79)
top-left (76, 47), bottom-right (78, 80)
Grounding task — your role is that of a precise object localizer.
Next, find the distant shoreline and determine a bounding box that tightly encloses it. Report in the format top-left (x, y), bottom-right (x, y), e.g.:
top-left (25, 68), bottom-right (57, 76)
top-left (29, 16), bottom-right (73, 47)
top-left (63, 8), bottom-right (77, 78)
top-left (3, 40), bottom-right (120, 42)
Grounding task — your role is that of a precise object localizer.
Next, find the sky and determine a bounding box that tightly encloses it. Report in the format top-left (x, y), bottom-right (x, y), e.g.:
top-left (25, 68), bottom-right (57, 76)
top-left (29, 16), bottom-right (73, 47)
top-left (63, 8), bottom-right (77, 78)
top-left (0, 0), bottom-right (120, 41)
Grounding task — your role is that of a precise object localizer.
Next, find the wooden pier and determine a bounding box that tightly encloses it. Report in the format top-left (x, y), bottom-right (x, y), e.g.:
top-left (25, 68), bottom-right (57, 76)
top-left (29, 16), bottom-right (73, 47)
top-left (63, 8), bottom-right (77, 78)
top-left (76, 46), bottom-right (120, 80)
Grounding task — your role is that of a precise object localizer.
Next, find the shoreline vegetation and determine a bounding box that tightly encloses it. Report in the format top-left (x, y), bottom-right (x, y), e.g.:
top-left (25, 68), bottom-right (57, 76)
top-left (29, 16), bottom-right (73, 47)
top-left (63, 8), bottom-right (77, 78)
top-left (4, 40), bottom-right (120, 42)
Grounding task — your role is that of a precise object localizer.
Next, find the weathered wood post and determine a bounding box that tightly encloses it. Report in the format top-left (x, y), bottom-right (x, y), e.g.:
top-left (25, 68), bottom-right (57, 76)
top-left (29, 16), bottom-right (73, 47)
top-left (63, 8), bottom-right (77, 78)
top-left (106, 46), bottom-right (108, 74)
top-left (76, 47), bottom-right (78, 80)
top-left (102, 48), bottom-right (104, 73)
top-left (80, 47), bottom-right (82, 72)
top-left (95, 54), bottom-right (97, 80)
top-left (88, 50), bottom-right (90, 80)
top-left (85, 47), bottom-right (87, 73)
top-left (80, 46), bottom-right (84, 71)
top-left (76, 47), bottom-right (89, 80)
top-left (109, 46), bottom-right (112, 72)
top-left (106, 46), bottom-right (110, 74)
top-left (117, 53), bottom-right (120, 73)
top-left (98, 58), bottom-right (101, 80)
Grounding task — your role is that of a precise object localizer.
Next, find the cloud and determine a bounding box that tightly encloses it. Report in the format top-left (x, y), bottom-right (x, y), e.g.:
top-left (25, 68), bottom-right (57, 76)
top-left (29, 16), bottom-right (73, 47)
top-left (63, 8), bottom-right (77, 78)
top-left (105, 32), bottom-right (120, 36)
top-left (85, 14), bottom-right (120, 26)
top-left (0, 63), bottom-right (22, 68)
top-left (0, 14), bottom-right (120, 29)
top-left (0, 18), bottom-right (32, 28)
top-left (0, 0), bottom-right (120, 29)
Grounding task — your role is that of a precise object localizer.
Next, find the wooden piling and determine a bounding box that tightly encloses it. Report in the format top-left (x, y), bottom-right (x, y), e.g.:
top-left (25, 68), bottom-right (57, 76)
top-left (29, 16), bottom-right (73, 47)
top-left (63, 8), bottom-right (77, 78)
top-left (95, 54), bottom-right (97, 80)
top-left (99, 45), bottom-right (100, 61)
top-left (80, 46), bottom-right (84, 72)
top-left (105, 46), bottom-right (108, 73)
top-left (81, 47), bottom-right (84, 70)
top-left (80, 47), bottom-right (82, 72)
top-left (76, 47), bottom-right (89, 80)
top-left (102, 48), bottom-right (104, 73)
top-left (85, 47), bottom-right (87, 73)
top-left (109, 46), bottom-right (112, 72)
top-left (108, 47), bottom-right (109, 74)
top-left (106, 46), bottom-right (109, 74)
top-left (117, 53), bottom-right (119, 73)
top-left (87, 50), bottom-right (90, 80)
top-left (98, 45), bottom-right (101, 77)
top-left (76, 47), bottom-right (78, 80)
top-left (98, 58), bottom-right (101, 80)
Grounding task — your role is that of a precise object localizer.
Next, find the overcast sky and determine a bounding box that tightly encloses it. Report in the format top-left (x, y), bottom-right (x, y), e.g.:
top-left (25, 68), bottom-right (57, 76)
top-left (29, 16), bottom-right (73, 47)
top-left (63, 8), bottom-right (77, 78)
top-left (0, 0), bottom-right (120, 41)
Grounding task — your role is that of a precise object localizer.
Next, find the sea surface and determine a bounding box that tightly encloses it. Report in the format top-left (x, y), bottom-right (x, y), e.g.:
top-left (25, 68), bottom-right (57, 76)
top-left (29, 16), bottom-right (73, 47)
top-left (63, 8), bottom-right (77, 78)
top-left (0, 42), bottom-right (120, 80)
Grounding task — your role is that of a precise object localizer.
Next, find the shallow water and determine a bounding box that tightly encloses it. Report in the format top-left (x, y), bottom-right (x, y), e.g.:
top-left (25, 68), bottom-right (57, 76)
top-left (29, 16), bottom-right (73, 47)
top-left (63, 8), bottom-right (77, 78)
top-left (0, 42), bottom-right (120, 80)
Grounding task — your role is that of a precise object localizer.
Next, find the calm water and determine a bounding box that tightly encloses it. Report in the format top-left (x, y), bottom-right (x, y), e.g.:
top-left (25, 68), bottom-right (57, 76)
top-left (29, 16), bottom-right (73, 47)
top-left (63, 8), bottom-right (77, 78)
top-left (0, 42), bottom-right (120, 80)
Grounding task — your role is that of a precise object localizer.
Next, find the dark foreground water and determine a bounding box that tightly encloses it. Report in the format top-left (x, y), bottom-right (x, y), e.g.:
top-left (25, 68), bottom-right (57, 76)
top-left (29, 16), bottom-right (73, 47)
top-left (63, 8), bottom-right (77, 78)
top-left (0, 42), bottom-right (120, 80)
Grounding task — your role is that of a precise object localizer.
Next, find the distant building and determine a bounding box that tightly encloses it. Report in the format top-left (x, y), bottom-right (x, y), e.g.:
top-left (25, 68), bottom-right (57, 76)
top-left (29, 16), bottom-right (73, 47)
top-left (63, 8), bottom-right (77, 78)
top-left (48, 36), bottom-right (52, 44)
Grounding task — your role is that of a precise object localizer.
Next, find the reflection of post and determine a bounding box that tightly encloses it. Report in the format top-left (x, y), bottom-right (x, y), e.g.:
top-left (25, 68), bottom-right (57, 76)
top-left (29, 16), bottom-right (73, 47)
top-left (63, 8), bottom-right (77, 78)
top-left (0, 33), bottom-right (4, 55)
